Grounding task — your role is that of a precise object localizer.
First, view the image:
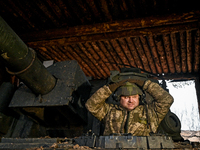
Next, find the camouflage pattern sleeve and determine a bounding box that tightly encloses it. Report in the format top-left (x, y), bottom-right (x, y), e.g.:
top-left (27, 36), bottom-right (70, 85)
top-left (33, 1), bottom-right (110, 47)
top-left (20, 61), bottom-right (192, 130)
top-left (143, 80), bottom-right (174, 133)
top-left (85, 85), bottom-right (112, 121)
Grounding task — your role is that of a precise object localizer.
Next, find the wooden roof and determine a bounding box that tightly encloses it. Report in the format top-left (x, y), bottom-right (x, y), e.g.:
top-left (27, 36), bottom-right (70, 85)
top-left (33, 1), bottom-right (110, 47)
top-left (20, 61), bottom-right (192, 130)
top-left (0, 0), bottom-right (200, 80)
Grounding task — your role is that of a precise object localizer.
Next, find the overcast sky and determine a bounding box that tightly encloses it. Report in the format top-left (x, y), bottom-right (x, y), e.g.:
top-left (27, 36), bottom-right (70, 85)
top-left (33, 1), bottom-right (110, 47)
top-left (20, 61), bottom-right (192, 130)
top-left (166, 80), bottom-right (200, 131)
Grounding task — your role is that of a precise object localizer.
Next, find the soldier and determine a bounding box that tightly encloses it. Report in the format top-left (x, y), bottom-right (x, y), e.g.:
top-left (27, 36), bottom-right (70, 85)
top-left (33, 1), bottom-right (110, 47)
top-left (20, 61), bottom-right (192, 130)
top-left (85, 79), bottom-right (174, 136)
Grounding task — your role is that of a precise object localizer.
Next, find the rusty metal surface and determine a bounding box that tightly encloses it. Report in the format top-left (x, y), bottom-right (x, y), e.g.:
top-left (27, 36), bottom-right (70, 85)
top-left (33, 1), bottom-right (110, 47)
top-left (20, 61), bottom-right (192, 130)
top-left (0, 1), bottom-right (200, 80)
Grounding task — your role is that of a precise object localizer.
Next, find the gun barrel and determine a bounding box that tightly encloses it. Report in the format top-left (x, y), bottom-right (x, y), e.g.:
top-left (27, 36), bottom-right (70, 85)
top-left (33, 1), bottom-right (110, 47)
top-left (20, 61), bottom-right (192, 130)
top-left (0, 16), bottom-right (56, 95)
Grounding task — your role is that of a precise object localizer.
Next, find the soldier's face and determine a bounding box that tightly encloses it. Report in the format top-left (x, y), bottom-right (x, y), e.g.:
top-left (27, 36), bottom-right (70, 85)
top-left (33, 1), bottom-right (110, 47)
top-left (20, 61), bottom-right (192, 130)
top-left (120, 94), bottom-right (140, 111)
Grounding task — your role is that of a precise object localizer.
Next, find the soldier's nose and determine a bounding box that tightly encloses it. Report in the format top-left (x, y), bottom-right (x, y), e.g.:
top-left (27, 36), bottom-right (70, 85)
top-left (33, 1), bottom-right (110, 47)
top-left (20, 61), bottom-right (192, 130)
top-left (129, 97), bottom-right (134, 102)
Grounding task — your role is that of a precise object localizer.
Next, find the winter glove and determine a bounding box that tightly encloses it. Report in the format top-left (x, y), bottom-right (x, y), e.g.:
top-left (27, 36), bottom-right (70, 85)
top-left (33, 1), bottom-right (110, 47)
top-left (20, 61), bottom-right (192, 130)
top-left (108, 79), bottom-right (128, 92)
top-left (126, 79), bottom-right (146, 88)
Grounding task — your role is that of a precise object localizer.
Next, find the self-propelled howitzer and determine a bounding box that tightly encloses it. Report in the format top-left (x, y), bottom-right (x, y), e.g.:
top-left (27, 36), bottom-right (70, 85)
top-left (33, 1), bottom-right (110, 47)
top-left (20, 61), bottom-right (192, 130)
top-left (0, 16), bottom-right (198, 149)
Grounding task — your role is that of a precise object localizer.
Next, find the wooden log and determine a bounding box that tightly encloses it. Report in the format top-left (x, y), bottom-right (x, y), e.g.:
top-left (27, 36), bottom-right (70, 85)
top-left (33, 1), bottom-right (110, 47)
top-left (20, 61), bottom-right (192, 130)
top-left (180, 31), bottom-right (187, 73)
top-left (55, 0), bottom-right (73, 19)
top-left (103, 40), bottom-right (124, 69)
top-left (126, 37), bottom-right (143, 70)
top-left (147, 36), bottom-right (162, 74)
top-left (62, 46), bottom-right (90, 77)
top-left (132, 37), bottom-right (151, 72)
top-left (118, 38), bottom-right (136, 68)
top-left (90, 41), bottom-right (114, 72)
top-left (81, 42), bottom-right (108, 78)
top-left (85, 0), bottom-right (102, 22)
top-left (21, 11), bottom-right (200, 44)
top-left (34, 0), bottom-right (60, 27)
top-left (139, 35), bottom-right (157, 74)
top-left (95, 41), bottom-right (120, 71)
top-left (45, 0), bottom-right (63, 20)
top-left (25, 22), bottom-right (199, 48)
top-left (163, 34), bottom-right (175, 74)
top-left (110, 39), bottom-right (130, 67)
top-left (160, 72), bottom-right (198, 80)
top-left (97, 0), bottom-right (112, 21)
top-left (37, 47), bottom-right (53, 61)
top-left (194, 30), bottom-right (200, 72)
top-left (72, 43), bottom-right (102, 78)
top-left (45, 46), bottom-right (62, 62)
top-left (6, 0), bottom-right (36, 29)
top-left (154, 35), bottom-right (169, 74)
top-left (56, 45), bottom-right (71, 61)
top-left (66, 45), bottom-right (96, 77)
top-left (52, 45), bottom-right (69, 61)
top-left (186, 30), bottom-right (192, 73)
top-left (170, 33), bottom-right (181, 73)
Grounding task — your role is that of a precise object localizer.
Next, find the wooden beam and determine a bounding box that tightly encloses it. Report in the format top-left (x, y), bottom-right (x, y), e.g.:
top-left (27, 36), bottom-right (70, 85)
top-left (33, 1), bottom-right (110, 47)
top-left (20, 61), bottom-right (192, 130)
top-left (126, 37), bottom-right (143, 70)
top-left (132, 37), bottom-right (151, 72)
top-left (26, 22), bottom-right (199, 48)
top-left (148, 36), bottom-right (162, 74)
top-left (21, 11), bottom-right (200, 47)
top-left (194, 77), bottom-right (200, 115)
top-left (140, 36), bottom-right (157, 74)
top-left (118, 38), bottom-right (136, 68)
top-left (170, 33), bottom-right (182, 73)
top-left (180, 31), bottom-right (187, 73)
top-left (194, 30), bottom-right (200, 72)
top-left (163, 34), bottom-right (175, 74)
top-left (157, 72), bottom-right (199, 80)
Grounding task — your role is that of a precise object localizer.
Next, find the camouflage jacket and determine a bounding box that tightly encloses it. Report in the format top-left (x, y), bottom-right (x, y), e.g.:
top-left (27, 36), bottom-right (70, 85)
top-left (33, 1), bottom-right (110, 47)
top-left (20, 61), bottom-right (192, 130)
top-left (85, 80), bottom-right (174, 136)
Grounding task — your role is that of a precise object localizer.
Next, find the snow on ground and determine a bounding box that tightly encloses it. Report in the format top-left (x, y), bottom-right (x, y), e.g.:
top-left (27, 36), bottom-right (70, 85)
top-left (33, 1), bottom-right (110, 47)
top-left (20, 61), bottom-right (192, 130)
top-left (181, 130), bottom-right (200, 142)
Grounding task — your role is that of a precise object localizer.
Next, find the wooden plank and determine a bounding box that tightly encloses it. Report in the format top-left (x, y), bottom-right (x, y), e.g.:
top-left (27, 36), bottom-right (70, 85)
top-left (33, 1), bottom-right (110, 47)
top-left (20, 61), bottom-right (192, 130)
top-left (51, 45), bottom-right (68, 61)
top-left (103, 40), bottom-right (124, 69)
top-left (180, 31), bottom-right (187, 73)
top-left (159, 72), bottom-right (199, 80)
top-left (62, 46), bottom-right (90, 77)
top-left (110, 39), bottom-right (130, 67)
top-left (43, 46), bottom-right (61, 62)
top-left (80, 43), bottom-right (108, 78)
top-left (56, 45), bottom-right (71, 61)
top-left (90, 42), bottom-right (113, 73)
top-left (21, 11), bottom-right (200, 43)
top-left (45, 0), bottom-right (64, 21)
top-left (139, 35), bottom-right (157, 74)
top-left (147, 36), bottom-right (162, 74)
top-left (154, 35), bottom-right (169, 74)
top-left (86, 0), bottom-right (102, 22)
top-left (34, 0), bottom-right (60, 27)
top-left (95, 41), bottom-right (120, 71)
top-left (118, 38), bottom-right (136, 68)
top-left (170, 33), bottom-right (181, 73)
top-left (186, 30), bottom-right (192, 73)
top-left (163, 34), bottom-right (175, 74)
top-left (65, 45), bottom-right (96, 77)
top-left (132, 37), bottom-right (151, 72)
top-left (126, 37), bottom-right (143, 70)
top-left (70, 44), bottom-right (101, 78)
top-left (97, 0), bottom-right (112, 21)
top-left (37, 47), bottom-right (54, 61)
top-left (7, 0), bottom-right (36, 29)
top-left (26, 22), bottom-right (199, 48)
top-left (194, 30), bottom-right (200, 72)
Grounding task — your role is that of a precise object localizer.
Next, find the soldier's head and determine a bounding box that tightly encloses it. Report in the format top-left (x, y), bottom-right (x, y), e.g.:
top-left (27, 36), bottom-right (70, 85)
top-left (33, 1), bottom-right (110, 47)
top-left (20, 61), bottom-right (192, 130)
top-left (115, 82), bottom-right (143, 111)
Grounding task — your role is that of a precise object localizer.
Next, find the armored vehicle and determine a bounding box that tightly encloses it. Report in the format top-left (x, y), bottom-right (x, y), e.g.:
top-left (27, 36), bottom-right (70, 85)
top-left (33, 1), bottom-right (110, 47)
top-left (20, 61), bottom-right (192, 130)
top-left (0, 16), bottom-right (199, 149)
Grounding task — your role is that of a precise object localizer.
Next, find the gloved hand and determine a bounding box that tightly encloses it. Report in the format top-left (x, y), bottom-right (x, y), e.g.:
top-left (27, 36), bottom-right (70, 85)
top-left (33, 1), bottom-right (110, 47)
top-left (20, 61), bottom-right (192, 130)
top-left (108, 79), bottom-right (128, 92)
top-left (126, 79), bottom-right (146, 88)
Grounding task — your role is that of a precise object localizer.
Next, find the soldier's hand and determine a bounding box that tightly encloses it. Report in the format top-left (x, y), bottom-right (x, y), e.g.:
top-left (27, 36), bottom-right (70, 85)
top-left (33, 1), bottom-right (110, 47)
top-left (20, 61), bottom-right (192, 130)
top-left (108, 79), bottom-right (128, 92)
top-left (126, 79), bottom-right (146, 88)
